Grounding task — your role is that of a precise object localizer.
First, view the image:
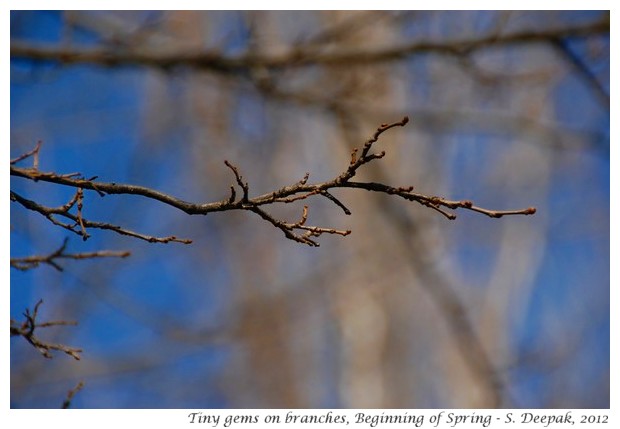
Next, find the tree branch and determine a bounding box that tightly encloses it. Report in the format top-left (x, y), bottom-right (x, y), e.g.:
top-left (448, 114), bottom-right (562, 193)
top-left (11, 237), bottom-right (130, 271)
top-left (10, 300), bottom-right (82, 360)
top-left (11, 116), bottom-right (535, 247)
top-left (61, 381), bottom-right (85, 409)
top-left (10, 16), bottom-right (608, 73)
top-left (10, 190), bottom-right (192, 244)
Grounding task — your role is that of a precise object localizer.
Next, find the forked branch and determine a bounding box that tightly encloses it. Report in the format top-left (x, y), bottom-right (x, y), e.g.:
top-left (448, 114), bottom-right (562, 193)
top-left (11, 237), bottom-right (130, 271)
top-left (10, 117), bottom-right (535, 246)
top-left (10, 300), bottom-right (82, 360)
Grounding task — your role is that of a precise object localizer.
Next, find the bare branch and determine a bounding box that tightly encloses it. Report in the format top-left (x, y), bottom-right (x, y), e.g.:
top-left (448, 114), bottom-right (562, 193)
top-left (224, 159), bottom-right (250, 202)
top-left (249, 204), bottom-right (351, 247)
top-left (11, 117), bottom-right (535, 246)
top-left (10, 17), bottom-right (608, 73)
top-left (10, 300), bottom-right (82, 360)
top-left (61, 381), bottom-right (85, 409)
top-left (10, 140), bottom-right (42, 167)
top-left (11, 237), bottom-right (131, 271)
top-left (10, 190), bottom-right (192, 244)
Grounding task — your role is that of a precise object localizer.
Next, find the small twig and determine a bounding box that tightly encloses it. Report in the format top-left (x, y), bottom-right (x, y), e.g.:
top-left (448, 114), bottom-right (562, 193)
top-left (62, 381), bottom-right (85, 409)
top-left (10, 300), bottom-right (82, 360)
top-left (10, 237), bottom-right (131, 272)
top-left (319, 190), bottom-right (351, 215)
top-left (224, 160), bottom-right (250, 202)
top-left (10, 191), bottom-right (192, 244)
top-left (340, 181), bottom-right (536, 219)
top-left (249, 205), bottom-right (350, 247)
top-left (75, 188), bottom-right (88, 240)
top-left (58, 189), bottom-right (82, 212)
top-left (336, 116), bottom-right (409, 184)
top-left (10, 140), bottom-right (42, 167)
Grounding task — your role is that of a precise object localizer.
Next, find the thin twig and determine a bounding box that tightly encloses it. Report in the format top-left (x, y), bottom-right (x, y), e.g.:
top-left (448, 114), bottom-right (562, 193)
top-left (10, 300), bottom-right (82, 360)
top-left (10, 140), bottom-right (42, 166)
top-left (10, 190), bottom-right (192, 244)
top-left (11, 237), bottom-right (131, 271)
top-left (62, 381), bottom-right (85, 409)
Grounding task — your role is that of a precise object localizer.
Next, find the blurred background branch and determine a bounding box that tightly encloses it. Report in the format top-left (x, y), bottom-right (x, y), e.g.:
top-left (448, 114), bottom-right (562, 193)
top-left (10, 300), bottom-right (82, 360)
top-left (10, 13), bottom-right (609, 73)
